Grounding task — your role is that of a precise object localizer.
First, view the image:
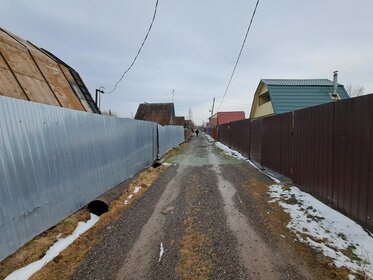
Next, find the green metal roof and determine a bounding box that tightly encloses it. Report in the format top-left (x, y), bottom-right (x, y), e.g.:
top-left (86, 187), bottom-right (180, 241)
top-left (262, 79), bottom-right (350, 114)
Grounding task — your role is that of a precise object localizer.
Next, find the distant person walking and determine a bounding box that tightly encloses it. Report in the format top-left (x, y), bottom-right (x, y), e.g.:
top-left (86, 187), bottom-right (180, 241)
top-left (195, 129), bottom-right (199, 137)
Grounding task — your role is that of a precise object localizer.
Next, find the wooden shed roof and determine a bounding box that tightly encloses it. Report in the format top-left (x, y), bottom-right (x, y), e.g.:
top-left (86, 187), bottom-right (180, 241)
top-left (134, 103), bottom-right (175, 125)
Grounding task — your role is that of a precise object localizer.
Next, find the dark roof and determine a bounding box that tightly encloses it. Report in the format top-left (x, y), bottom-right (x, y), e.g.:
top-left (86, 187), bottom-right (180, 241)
top-left (134, 103), bottom-right (175, 125)
top-left (261, 79), bottom-right (350, 114)
top-left (174, 116), bottom-right (185, 126)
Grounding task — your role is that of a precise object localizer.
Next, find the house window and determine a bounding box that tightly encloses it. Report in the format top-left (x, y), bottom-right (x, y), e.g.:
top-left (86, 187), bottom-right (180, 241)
top-left (259, 91), bottom-right (270, 106)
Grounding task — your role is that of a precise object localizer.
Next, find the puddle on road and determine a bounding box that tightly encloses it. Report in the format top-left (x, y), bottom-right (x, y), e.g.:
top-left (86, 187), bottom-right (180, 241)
top-left (209, 148), bottom-right (279, 280)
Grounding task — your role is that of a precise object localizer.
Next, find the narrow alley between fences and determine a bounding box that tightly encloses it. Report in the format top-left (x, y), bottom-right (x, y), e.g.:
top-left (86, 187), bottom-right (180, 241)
top-left (66, 134), bottom-right (348, 280)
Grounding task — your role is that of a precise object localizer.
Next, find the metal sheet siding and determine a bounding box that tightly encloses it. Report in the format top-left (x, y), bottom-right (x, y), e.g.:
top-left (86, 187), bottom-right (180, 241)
top-left (218, 124), bottom-right (230, 147)
top-left (217, 94), bottom-right (373, 230)
top-left (262, 115), bottom-right (282, 173)
top-left (230, 119), bottom-right (251, 158)
top-left (332, 95), bottom-right (373, 225)
top-left (263, 79), bottom-right (334, 86)
top-left (280, 112), bottom-right (293, 178)
top-left (0, 96), bottom-right (157, 261)
top-left (217, 112), bottom-right (245, 125)
top-left (158, 125), bottom-right (184, 157)
top-left (293, 102), bottom-right (334, 201)
top-left (261, 113), bottom-right (293, 177)
top-left (250, 118), bottom-right (262, 164)
top-left (268, 85), bottom-right (349, 114)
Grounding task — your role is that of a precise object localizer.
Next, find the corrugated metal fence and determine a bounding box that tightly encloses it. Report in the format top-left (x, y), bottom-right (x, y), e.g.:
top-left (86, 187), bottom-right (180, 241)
top-left (218, 94), bottom-right (373, 230)
top-left (0, 96), bottom-right (184, 261)
top-left (158, 125), bottom-right (185, 156)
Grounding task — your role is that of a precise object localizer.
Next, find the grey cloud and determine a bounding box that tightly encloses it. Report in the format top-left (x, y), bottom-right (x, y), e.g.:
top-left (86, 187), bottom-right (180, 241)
top-left (1, 0), bottom-right (373, 124)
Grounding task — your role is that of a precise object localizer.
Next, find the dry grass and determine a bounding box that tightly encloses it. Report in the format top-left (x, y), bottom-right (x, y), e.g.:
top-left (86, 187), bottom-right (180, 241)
top-left (1, 142), bottom-right (188, 280)
top-left (176, 220), bottom-right (212, 280)
top-left (29, 165), bottom-right (168, 280)
top-left (163, 141), bottom-right (189, 161)
top-left (0, 210), bottom-right (90, 280)
top-left (176, 174), bottom-right (213, 280)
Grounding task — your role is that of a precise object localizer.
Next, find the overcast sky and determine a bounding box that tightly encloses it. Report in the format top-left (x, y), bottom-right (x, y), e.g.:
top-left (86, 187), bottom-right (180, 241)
top-left (1, 1), bottom-right (373, 124)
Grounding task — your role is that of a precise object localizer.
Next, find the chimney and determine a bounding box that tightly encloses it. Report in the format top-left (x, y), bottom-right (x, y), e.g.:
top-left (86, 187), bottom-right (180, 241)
top-left (331, 70), bottom-right (340, 100)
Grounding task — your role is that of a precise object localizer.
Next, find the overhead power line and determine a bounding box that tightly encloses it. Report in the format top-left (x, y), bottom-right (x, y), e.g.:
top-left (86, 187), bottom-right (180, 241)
top-left (217, 0), bottom-right (260, 111)
top-left (106, 0), bottom-right (160, 94)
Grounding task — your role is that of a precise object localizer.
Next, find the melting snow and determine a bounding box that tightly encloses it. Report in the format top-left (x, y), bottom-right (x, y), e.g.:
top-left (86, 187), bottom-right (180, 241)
top-left (212, 139), bottom-right (373, 277)
top-left (205, 134), bottom-right (214, 142)
top-left (159, 242), bottom-right (164, 262)
top-left (5, 213), bottom-right (99, 280)
top-left (214, 142), bottom-right (246, 160)
top-left (269, 184), bottom-right (373, 277)
top-left (124, 200), bottom-right (129, 205)
top-left (212, 139), bottom-right (280, 183)
top-left (133, 186), bottom-right (141, 194)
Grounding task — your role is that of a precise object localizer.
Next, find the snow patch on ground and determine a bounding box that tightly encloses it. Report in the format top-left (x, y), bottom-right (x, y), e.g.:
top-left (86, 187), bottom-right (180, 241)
top-left (212, 139), bottom-right (373, 277)
top-left (269, 184), bottom-right (373, 278)
top-left (159, 242), bottom-right (164, 262)
top-left (162, 162), bottom-right (172, 167)
top-left (5, 214), bottom-right (99, 280)
top-left (133, 186), bottom-right (141, 194)
top-left (124, 186), bottom-right (142, 204)
top-left (205, 134), bottom-right (215, 142)
top-left (246, 159), bottom-right (281, 183)
top-left (214, 141), bottom-right (246, 160)
top-left (212, 139), bottom-right (280, 183)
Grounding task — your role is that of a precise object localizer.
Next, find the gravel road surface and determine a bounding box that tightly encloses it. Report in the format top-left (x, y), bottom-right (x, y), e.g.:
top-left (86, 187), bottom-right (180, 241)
top-left (71, 135), bottom-right (315, 280)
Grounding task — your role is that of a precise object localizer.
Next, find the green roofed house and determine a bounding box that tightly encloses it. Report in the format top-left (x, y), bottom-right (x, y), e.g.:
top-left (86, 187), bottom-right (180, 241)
top-left (249, 77), bottom-right (350, 119)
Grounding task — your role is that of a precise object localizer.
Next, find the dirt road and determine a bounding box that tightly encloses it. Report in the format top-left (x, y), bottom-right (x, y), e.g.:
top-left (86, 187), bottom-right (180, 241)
top-left (71, 135), bottom-right (316, 280)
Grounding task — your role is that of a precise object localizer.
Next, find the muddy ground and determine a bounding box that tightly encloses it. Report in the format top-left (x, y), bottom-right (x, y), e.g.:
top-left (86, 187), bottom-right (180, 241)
top-left (70, 135), bottom-right (346, 280)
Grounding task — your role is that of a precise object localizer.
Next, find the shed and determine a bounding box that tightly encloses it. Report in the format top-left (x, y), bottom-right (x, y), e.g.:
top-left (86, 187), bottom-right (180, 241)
top-left (209, 111), bottom-right (245, 127)
top-left (250, 79), bottom-right (350, 118)
top-left (174, 116), bottom-right (185, 126)
top-left (134, 102), bottom-right (175, 125)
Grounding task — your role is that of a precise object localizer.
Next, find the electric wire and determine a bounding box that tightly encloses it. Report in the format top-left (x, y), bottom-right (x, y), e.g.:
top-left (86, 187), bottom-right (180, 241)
top-left (217, 0), bottom-right (260, 111)
top-left (106, 0), bottom-right (159, 94)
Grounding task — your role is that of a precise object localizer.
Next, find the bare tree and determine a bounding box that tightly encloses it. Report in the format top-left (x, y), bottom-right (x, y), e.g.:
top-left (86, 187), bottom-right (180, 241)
top-left (346, 84), bottom-right (365, 97)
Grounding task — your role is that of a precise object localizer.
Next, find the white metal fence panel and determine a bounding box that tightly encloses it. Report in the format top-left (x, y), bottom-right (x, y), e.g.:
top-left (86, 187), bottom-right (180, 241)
top-left (0, 96), bottom-right (157, 261)
top-left (158, 125), bottom-right (184, 157)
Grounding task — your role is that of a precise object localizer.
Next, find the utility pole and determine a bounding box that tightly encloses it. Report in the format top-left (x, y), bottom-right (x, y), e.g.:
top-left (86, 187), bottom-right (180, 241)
top-left (209, 97), bottom-right (215, 117)
top-left (188, 107), bottom-right (193, 121)
top-left (95, 86), bottom-right (105, 109)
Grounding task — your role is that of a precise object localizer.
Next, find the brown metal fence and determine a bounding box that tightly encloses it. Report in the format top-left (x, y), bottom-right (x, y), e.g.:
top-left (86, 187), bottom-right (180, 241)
top-left (293, 102), bottom-right (334, 204)
top-left (216, 120), bottom-right (251, 158)
top-left (207, 127), bottom-right (218, 140)
top-left (332, 96), bottom-right (373, 226)
top-left (217, 94), bottom-right (373, 230)
top-left (233, 119), bottom-right (251, 158)
top-left (250, 118), bottom-right (262, 164)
